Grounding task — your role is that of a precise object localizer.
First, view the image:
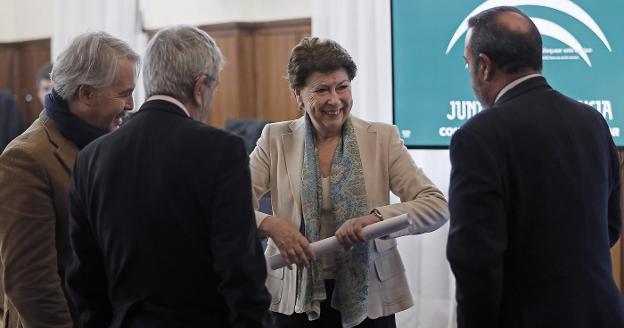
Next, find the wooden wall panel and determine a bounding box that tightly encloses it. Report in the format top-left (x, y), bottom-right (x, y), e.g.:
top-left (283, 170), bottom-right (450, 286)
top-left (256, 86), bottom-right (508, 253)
top-left (206, 31), bottom-right (256, 128)
top-left (209, 34), bottom-right (239, 128)
top-left (256, 20), bottom-right (311, 122)
top-left (0, 39), bottom-right (51, 126)
top-left (194, 18), bottom-right (311, 127)
top-left (0, 47), bottom-right (16, 91)
top-left (15, 40), bottom-right (51, 123)
top-left (254, 32), bottom-right (302, 122)
top-left (254, 19), bottom-right (311, 122)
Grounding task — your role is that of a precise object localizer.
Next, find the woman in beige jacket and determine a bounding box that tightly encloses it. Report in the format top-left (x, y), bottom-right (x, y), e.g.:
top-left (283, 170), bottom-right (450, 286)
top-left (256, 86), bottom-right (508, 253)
top-left (250, 37), bottom-right (449, 328)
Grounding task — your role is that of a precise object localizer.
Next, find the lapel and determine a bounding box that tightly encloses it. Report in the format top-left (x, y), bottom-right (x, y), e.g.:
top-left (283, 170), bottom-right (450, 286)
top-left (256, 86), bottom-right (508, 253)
top-left (281, 115), bottom-right (378, 211)
top-left (40, 111), bottom-right (79, 174)
top-left (282, 117), bottom-right (305, 212)
top-left (352, 116), bottom-right (376, 208)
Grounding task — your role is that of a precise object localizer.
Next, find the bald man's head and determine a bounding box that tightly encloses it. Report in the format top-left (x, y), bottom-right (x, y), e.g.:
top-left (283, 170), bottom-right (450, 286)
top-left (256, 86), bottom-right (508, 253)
top-left (497, 11), bottom-right (532, 34)
top-left (466, 6), bottom-right (542, 74)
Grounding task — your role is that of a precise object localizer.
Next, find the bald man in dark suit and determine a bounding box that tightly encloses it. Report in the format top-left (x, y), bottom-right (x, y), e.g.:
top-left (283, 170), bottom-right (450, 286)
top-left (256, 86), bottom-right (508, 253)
top-left (447, 6), bottom-right (624, 328)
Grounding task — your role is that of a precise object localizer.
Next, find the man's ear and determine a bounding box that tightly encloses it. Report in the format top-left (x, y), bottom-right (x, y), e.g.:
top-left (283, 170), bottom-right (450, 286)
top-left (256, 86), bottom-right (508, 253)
top-left (77, 85), bottom-right (96, 105)
top-left (193, 75), bottom-right (207, 106)
top-left (478, 53), bottom-right (494, 81)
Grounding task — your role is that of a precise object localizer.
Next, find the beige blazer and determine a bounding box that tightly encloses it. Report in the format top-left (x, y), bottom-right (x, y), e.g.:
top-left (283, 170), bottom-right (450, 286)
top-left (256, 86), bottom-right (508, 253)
top-left (0, 111), bottom-right (76, 328)
top-left (249, 115), bottom-right (449, 319)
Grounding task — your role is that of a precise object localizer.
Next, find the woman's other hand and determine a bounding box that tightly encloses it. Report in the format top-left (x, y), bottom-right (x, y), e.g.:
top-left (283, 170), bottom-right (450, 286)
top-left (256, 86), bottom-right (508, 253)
top-left (259, 216), bottom-right (315, 270)
top-left (335, 214), bottom-right (381, 246)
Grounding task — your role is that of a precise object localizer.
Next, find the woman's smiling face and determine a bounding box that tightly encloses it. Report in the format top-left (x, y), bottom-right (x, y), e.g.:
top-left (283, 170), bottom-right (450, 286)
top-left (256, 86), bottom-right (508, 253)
top-left (296, 68), bottom-right (352, 137)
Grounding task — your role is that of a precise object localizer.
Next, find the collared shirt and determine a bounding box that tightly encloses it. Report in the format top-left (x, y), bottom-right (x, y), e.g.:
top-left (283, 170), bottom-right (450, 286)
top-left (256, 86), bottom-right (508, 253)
top-left (494, 73), bottom-right (543, 104)
top-left (145, 95), bottom-right (191, 117)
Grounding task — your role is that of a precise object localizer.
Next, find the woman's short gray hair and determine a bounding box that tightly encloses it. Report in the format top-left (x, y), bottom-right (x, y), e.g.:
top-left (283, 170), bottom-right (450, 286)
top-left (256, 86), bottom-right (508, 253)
top-left (143, 25), bottom-right (224, 102)
top-left (51, 31), bottom-right (140, 100)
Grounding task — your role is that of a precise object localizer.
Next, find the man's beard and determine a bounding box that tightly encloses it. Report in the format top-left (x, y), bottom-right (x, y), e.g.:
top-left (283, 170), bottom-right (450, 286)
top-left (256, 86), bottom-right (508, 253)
top-left (472, 78), bottom-right (491, 109)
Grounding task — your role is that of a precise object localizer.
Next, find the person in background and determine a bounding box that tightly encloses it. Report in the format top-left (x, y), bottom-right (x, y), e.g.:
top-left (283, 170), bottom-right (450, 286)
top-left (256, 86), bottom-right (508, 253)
top-left (0, 89), bottom-right (23, 322)
top-left (0, 90), bottom-right (24, 153)
top-left (0, 60), bottom-right (52, 324)
top-left (251, 36), bottom-right (449, 328)
top-left (65, 25), bottom-right (272, 328)
top-left (447, 6), bottom-right (624, 328)
top-left (36, 63), bottom-right (54, 106)
top-left (0, 31), bottom-right (138, 328)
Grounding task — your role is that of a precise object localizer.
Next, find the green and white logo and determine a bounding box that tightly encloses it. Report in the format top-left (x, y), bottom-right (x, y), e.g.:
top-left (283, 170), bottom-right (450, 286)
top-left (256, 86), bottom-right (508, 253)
top-left (392, 0), bottom-right (623, 147)
top-left (446, 0), bottom-right (612, 67)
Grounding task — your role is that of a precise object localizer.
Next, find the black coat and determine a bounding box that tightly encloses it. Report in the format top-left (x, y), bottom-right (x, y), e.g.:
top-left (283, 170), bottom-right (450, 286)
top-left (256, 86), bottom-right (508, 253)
top-left (448, 76), bottom-right (624, 328)
top-left (65, 100), bottom-right (272, 328)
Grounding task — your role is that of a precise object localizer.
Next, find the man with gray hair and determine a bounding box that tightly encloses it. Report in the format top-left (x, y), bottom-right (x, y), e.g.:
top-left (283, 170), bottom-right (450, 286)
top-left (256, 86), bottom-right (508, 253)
top-left (65, 25), bottom-right (272, 327)
top-left (0, 31), bottom-right (138, 328)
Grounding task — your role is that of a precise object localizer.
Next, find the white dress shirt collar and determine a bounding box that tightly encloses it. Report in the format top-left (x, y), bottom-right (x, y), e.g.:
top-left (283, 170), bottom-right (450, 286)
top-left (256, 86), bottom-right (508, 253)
top-left (145, 95), bottom-right (191, 117)
top-left (494, 73), bottom-right (542, 104)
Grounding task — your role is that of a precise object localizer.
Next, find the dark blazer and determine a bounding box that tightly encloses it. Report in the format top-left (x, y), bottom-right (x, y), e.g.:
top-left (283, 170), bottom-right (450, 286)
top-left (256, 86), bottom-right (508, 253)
top-left (65, 100), bottom-right (272, 328)
top-left (447, 76), bottom-right (624, 328)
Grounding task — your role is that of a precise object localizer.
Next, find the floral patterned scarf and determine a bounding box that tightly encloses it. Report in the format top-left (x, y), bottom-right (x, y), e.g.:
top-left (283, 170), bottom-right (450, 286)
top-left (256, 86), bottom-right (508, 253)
top-left (295, 113), bottom-right (370, 328)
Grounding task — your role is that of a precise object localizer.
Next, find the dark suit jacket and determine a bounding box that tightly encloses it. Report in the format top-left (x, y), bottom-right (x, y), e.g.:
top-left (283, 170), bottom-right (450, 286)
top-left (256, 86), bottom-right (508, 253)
top-left (447, 76), bottom-right (624, 328)
top-left (65, 100), bottom-right (272, 328)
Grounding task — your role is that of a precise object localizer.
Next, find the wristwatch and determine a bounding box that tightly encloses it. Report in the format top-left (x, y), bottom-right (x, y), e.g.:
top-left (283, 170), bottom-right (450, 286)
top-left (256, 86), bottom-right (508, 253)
top-left (370, 208), bottom-right (384, 221)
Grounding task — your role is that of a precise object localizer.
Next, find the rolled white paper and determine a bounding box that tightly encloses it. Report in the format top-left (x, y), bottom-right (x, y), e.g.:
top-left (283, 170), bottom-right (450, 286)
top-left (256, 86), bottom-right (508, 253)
top-left (268, 213), bottom-right (413, 270)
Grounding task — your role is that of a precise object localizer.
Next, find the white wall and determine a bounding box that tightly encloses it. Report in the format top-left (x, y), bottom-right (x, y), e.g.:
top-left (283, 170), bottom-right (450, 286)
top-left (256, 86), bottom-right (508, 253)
top-left (0, 0), bottom-right (16, 42)
top-left (0, 0), bottom-right (311, 42)
top-left (14, 0), bottom-right (53, 41)
top-left (142, 0), bottom-right (312, 30)
top-left (0, 0), bottom-right (51, 42)
top-left (245, 0), bottom-right (311, 23)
